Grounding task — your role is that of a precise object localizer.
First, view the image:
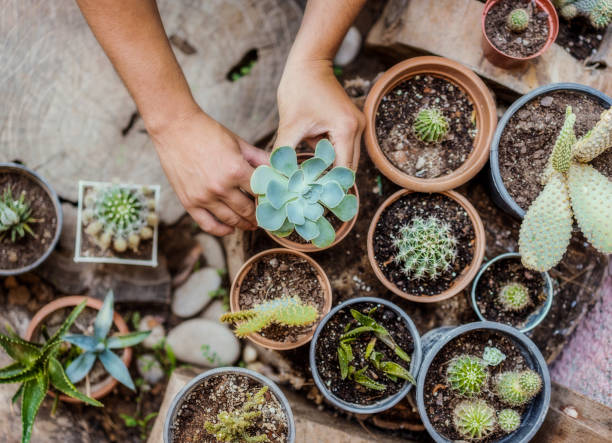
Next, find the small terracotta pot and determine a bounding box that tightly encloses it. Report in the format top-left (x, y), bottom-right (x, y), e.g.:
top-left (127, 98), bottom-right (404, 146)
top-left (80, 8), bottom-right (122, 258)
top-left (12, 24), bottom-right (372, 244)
top-left (230, 248), bottom-right (333, 350)
top-left (481, 0), bottom-right (559, 69)
top-left (363, 56), bottom-right (497, 193)
top-left (263, 153), bottom-right (359, 252)
top-left (367, 189), bottom-right (486, 303)
top-left (25, 296), bottom-right (132, 403)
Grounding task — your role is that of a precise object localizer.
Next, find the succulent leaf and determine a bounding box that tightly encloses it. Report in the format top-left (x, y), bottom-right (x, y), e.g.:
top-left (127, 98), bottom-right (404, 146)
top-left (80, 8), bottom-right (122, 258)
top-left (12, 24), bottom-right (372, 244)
top-left (352, 366), bottom-right (386, 391)
top-left (270, 146), bottom-right (298, 176)
top-left (270, 219), bottom-right (294, 238)
top-left (250, 165), bottom-right (286, 194)
top-left (482, 347), bottom-right (506, 366)
top-left (266, 180), bottom-right (293, 210)
top-left (315, 139), bottom-right (335, 166)
top-left (286, 200), bottom-right (305, 225)
top-left (0, 334), bottom-right (40, 366)
top-left (551, 106), bottom-right (576, 174)
top-left (287, 169), bottom-right (306, 193)
top-left (63, 334), bottom-right (99, 352)
top-left (295, 219), bottom-right (320, 241)
top-left (329, 194), bottom-right (358, 222)
top-left (413, 108), bottom-right (449, 143)
top-left (21, 374), bottom-right (49, 443)
top-left (453, 400), bottom-right (496, 440)
top-left (65, 351), bottom-right (97, 384)
top-left (303, 202), bottom-right (325, 221)
top-left (320, 181), bottom-right (344, 208)
top-left (106, 331), bottom-right (151, 349)
top-left (48, 357), bottom-right (102, 406)
top-left (94, 290), bottom-right (114, 340)
top-left (255, 202), bottom-right (287, 231)
top-left (573, 107), bottom-right (612, 162)
top-left (301, 157), bottom-right (328, 182)
top-left (316, 167), bottom-right (355, 189)
top-left (0, 187), bottom-right (39, 243)
top-left (98, 349), bottom-right (135, 391)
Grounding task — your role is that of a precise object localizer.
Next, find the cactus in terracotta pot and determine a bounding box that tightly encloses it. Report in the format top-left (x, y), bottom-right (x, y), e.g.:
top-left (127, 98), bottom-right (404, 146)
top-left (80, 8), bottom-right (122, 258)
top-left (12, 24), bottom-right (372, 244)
top-left (507, 8), bottom-right (530, 32)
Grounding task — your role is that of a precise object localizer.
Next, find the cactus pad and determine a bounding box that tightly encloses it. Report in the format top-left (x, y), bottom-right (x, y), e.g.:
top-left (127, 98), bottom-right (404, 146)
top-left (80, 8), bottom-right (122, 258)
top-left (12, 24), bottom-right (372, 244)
top-left (447, 355), bottom-right (488, 396)
top-left (453, 400), bottom-right (496, 440)
top-left (573, 107), bottom-right (612, 162)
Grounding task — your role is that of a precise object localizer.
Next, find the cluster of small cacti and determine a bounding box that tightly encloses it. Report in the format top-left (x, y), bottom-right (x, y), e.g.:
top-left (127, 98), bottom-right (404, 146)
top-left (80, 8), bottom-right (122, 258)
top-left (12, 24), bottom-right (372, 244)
top-left (498, 282), bottom-right (531, 311)
top-left (220, 295), bottom-right (318, 338)
top-left (413, 108), bottom-right (450, 143)
top-left (0, 186), bottom-right (39, 242)
top-left (496, 369), bottom-right (543, 406)
top-left (519, 106), bottom-right (612, 272)
top-left (393, 216), bottom-right (457, 280)
top-left (204, 385), bottom-right (270, 442)
top-left (82, 185), bottom-right (157, 254)
top-left (507, 8), bottom-right (530, 32)
top-left (554, 0), bottom-right (612, 28)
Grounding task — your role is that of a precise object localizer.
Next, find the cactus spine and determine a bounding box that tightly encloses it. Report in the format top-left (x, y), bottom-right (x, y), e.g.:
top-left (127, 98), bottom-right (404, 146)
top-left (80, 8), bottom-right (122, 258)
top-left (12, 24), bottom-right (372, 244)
top-left (507, 8), bottom-right (530, 32)
top-left (453, 400), bottom-right (496, 440)
top-left (413, 108), bottom-right (450, 143)
top-left (498, 409), bottom-right (521, 433)
top-left (498, 283), bottom-right (531, 311)
top-left (446, 355), bottom-right (488, 396)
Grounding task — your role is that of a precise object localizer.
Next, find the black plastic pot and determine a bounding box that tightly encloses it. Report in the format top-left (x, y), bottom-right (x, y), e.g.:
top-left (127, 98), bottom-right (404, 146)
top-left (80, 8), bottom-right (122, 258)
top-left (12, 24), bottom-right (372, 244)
top-left (416, 322), bottom-right (551, 443)
top-left (488, 83), bottom-right (612, 219)
top-left (309, 296), bottom-right (422, 414)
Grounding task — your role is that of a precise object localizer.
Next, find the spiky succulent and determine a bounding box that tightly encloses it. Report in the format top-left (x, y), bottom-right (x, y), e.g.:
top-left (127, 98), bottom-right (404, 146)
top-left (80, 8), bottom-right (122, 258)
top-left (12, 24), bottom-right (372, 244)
top-left (251, 139), bottom-right (357, 248)
top-left (507, 8), bottom-right (530, 32)
top-left (519, 106), bottom-right (612, 272)
top-left (394, 216), bottom-right (457, 280)
top-left (498, 283), bottom-right (531, 311)
top-left (496, 369), bottom-right (542, 406)
top-left (0, 187), bottom-right (40, 242)
top-left (498, 408), bottom-right (521, 433)
top-left (64, 291), bottom-right (150, 391)
top-left (447, 355), bottom-right (488, 396)
top-left (82, 184), bottom-right (157, 253)
top-left (555, 0), bottom-right (612, 28)
top-left (204, 385), bottom-right (269, 442)
top-left (220, 295), bottom-right (318, 338)
top-left (453, 400), bottom-right (497, 440)
top-left (413, 108), bottom-right (449, 143)
top-left (482, 346), bottom-right (506, 366)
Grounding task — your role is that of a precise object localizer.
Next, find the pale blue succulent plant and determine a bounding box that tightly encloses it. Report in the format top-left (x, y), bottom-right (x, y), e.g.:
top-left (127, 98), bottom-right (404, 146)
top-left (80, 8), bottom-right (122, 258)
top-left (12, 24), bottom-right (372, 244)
top-left (251, 139), bottom-right (358, 248)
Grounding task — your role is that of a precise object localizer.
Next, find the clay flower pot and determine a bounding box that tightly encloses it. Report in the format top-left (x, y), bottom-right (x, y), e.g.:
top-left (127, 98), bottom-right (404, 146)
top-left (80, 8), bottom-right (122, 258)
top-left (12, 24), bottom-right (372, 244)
top-left (367, 189), bottom-right (486, 303)
top-left (263, 152), bottom-right (359, 253)
top-left (229, 248), bottom-right (333, 350)
top-left (481, 0), bottom-right (559, 69)
top-left (363, 56), bottom-right (497, 192)
top-left (25, 296), bottom-right (132, 403)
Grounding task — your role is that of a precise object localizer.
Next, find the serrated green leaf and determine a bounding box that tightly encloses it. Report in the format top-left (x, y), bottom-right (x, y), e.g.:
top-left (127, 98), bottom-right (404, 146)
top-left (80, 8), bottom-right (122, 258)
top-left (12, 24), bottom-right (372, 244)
top-left (0, 334), bottom-right (40, 365)
top-left (46, 300), bottom-right (87, 348)
top-left (353, 367), bottom-right (386, 391)
top-left (338, 346), bottom-right (349, 380)
top-left (394, 347), bottom-right (411, 364)
top-left (365, 338), bottom-right (377, 360)
top-left (107, 331), bottom-right (151, 349)
top-left (350, 310), bottom-right (387, 334)
top-left (21, 374), bottom-right (48, 443)
top-left (48, 357), bottom-right (102, 407)
top-left (381, 361), bottom-right (416, 385)
top-left (0, 362), bottom-right (25, 379)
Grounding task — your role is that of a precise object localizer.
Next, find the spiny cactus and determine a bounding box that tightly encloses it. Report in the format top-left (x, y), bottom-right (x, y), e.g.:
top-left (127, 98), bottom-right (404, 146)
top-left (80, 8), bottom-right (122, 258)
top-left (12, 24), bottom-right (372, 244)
top-left (519, 106), bottom-right (612, 272)
top-left (496, 369), bottom-right (542, 406)
top-left (555, 0), bottom-right (612, 29)
top-left (507, 8), bottom-right (530, 32)
top-left (413, 108), bottom-right (450, 143)
top-left (204, 385), bottom-right (269, 442)
top-left (0, 187), bottom-right (40, 242)
top-left (453, 400), bottom-right (496, 440)
top-left (482, 346), bottom-right (506, 366)
top-left (220, 296), bottom-right (318, 338)
top-left (251, 139), bottom-right (357, 248)
top-left (498, 408), bottom-right (521, 433)
top-left (83, 185), bottom-right (157, 253)
top-left (498, 283), bottom-right (531, 311)
top-left (393, 216), bottom-right (457, 280)
top-left (447, 355), bottom-right (488, 396)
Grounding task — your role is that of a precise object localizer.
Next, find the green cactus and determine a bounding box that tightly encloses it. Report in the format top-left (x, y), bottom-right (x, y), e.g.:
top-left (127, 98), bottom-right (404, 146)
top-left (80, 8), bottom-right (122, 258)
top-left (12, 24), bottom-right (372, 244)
top-left (498, 283), bottom-right (531, 311)
top-left (220, 296), bottom-right (318, 338)
top-left (453, 400), bottom-right (497, 440)
top-left (0, 187), bottom-right (40, 243)
top-left (498, 409), bottom-right (521, 433)
top-left (496, 370), bottom-right (542, 406)
top-left (555, 0), bottom-right (612, 29)
top-left (413, 108), bottom-right (450, 143)
top-left (447, 355), bottom-right (488, 396)
top-left (393, 217), bottom-right (457, 280)
top-left (507, 8), bottom-right (530, 32)
top-left (204, 385), bottom-right (269, 442)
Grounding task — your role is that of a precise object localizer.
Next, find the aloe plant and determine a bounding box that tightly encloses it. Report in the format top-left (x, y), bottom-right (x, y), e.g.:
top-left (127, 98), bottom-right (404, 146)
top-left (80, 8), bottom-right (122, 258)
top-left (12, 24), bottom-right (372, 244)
top-left (64, 291), bottom-right (150, 391)
top-left (0, 301), bottom-right (102, 443)
top-left (250, 139), bottom-right (357, 248)
top-left (0, 186), bottom-right (40, 242)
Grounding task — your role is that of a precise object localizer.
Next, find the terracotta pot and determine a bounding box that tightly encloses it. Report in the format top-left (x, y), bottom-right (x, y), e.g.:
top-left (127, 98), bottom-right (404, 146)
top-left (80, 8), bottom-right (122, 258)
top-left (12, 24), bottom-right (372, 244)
top-left (367, 189), bottom-right (486, 303)
top-left (481, 0), bottom-right (559, 69)
top-left (230, 248), bottom-right (333, 350)
top-left (363, 56), bottom-right (497, 193)
top-left (25, 296), bottom-right (132, 403)
top-left (263, 152), bottom-right (359, 252)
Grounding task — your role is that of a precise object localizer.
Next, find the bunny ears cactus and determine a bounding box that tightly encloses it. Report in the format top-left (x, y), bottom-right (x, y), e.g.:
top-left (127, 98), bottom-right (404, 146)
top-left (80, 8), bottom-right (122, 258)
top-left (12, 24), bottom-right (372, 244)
top-left (251, 140), bottom-right (357, 248)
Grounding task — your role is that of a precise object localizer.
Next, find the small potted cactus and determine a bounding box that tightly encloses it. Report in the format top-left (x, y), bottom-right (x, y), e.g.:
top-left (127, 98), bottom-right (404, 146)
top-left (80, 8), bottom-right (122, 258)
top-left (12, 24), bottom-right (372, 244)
top-left (74, 181), bottom-right (160, 266)
top-left (481, 0), bottom-right (559, 68)
top-left (471, 252), bottom-right (554, 332)
top-left (367, 189), bottom-right (486, 302)
top-left (416, 322), bottom-right (551, 442)
top-left (0, 162), bottom-right (62, 276)
top-left (251, 139), bottom-right (359, 252)
top-left (554, 0), bottom-right (612, 29)
top-left (164, 367), bottom-right (295, 443)
top-left (227, 248), bottom-right (332, 350)
top-left (309, 297), bottom-right (422, 414)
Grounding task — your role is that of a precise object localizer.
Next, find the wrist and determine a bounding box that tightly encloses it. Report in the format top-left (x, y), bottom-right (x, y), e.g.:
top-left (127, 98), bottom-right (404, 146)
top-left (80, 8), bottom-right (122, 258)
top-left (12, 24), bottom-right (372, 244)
top-left (142, 94), bottom-right (202, 139)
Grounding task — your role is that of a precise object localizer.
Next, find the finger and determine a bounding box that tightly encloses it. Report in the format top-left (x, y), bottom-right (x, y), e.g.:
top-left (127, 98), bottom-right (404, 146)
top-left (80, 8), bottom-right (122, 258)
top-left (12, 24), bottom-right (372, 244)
top-left (209, 201), bottom-right (256, 231)
top-left (352, 130), bottom-right (362, 172)
top-left (222, 189), bottom-right (257, 225)
top-left (239, 141), bottom-right (270, 167)
top-left (329, 129), bottom-right (356, 169)
top-left (190, 207), bottom-right (234, 237)
top-left (274, 123), bottom-right (308, 150)
top-left (233, 160), bottom-right (255, 196)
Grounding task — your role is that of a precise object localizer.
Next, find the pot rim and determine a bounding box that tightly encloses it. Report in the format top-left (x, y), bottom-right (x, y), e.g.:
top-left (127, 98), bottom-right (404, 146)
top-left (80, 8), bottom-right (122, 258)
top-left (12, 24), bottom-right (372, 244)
top-left (367, 189), bottom-right (486, 303)
top-left (24, 295), bottom-right (132, 403)
top-left (470, 252), bottom-right (554, 332)
top-left (363, 56), bottom-right (497, 192)
top-left (0, 162), bottom-right (63, 276)
top-left (229, 247), bottom-right (333, 350)
top-left (163, 366), bottom-right (295, 443)
top-left (308, 296), bottom-right (422, 414)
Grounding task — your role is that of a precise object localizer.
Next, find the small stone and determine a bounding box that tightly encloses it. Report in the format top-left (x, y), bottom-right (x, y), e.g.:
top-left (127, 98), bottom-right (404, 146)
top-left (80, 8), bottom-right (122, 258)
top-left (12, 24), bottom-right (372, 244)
top-left (8, 251), bottom-right (17, 263)
top-left (3, 276), bottom-right (18, 289)
top-left (172, 267), bottom-right (221, 317)
top-left (333, 26), bottom-right (361, 67)
top-left (201, 300), bottom-right (228, 323)
top-left (540, 96), bottom-right (554, 107)
top-left (139, 315), bottom-right (166, 349)
top-left (243, 345), bottom-right (257, 364)
top-left (269, 258), bottom-right (279, 268)
top-left (415, 157), bottom-right (426, 170)
top-left (8, 286), bottom-right (30, 306)
top-left (137, 354), bottom-right (165, 384)
top-left (195, 233), bottom-right (226, 270)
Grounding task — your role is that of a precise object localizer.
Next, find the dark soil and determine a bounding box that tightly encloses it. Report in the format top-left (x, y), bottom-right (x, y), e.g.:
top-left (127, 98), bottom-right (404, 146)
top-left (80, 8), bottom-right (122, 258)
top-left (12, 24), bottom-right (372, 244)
top-left (424, 330), bottom-right (534, 442)
top-left (314, 302), bottom-right (415, 405)
top-left (170, 373), bottom-right (289, 443)
top-left (484, 0), bottom-right (550, 58)
top-left (372, 192), bottom-right (475, 297)
top-left (556, 15), bottom-right (605, 61)
top-left (238, 253), bottom-right (325, 343)
top-left (475, 256), bottom-right (547, 329)
top-left (375, 75), bottom-right (476, 179)
top-left (0, 172), bottom-right (57, 270)
top-left (498, 90), bottom-right (611, 210)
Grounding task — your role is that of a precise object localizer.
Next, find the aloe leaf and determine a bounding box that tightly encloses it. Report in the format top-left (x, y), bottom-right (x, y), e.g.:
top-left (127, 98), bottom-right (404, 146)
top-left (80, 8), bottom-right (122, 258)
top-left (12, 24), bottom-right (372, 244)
top-left (270, 146), bottom-right (298, 177)
top-left (329, 194), bottom-right (358, 222)
top-left (12, 383), bottom-right (24, 404)
top-left (94, 291), bottom-right (114, 341)
top-left (337, 345), bottom-right (349, 380)
top-left (270, 219), bottom-right (294, 238)
top-left (303, 202), bottom-right (324, 221)
top-left (0, 362), bottom-right (25, 379)
top-left (21, 374), bottom-right (48, 443)
top-left (251, 166), bottom-right (286, 194)
top-left (320, 181), bottom-right (344, 208)
top-left (99, 349), bottom-right (135, 391)
top-left (341, 325), bottom-right (377, 340)
top-left (315, 139), bottom-right (335, 166)
top-left (317, 167), bottom-right (355, 190)
top-left (394, 347), bottom-right (411, 364)
top-left (295, 219), bottom-right (320, 241)
top-left (256, 202), bottom-right (287, 231)
top-left (381, 361), bottom-right (416, 385)
top-left (312, 217), bottom-right (335, 248)
top-left (106, 331), bottom-right (151, 349)
top-left (64, 334), bottom-right (99, 352)
top-left (301, 158), bottom-right (328, 182)
top-left (353, 367), bottom-right (386, 391)
top-left (47, 300), bottom-right (87, 347)
top-left (287, 169), bottom-right (306, 193)
top-left (0, 334), bottom-right (40, 365)
top-left (65, 351), bottom-right (97, 384)
top-left (286, 200), bottom-right (305, 225)
top-left (48, 357), bottom-right (102, 407)
top-left (351, 310), bottom-right (387, 334)
top-left (365, 338), bottom-right (377, 360)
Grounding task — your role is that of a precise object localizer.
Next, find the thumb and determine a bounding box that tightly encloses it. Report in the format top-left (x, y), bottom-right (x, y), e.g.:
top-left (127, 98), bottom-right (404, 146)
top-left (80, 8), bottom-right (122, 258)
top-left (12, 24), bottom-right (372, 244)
top-left (239, 141), bottom-right (269, 167)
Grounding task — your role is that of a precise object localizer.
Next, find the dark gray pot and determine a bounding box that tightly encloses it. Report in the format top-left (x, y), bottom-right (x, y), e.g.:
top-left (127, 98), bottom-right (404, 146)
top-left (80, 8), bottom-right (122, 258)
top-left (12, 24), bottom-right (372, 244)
top-left (416, 322), bottom-right (551, 443)
top-left (488, 83), bottom-right (612, 219)
top-left (163, 367), bottom-right (295, 443)
top-left (0, 162), bottom-right (62, 276)
top-left (470, 252), bottom-right (554, 333)
top-left (309, 296), bottom-right (422, 414)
